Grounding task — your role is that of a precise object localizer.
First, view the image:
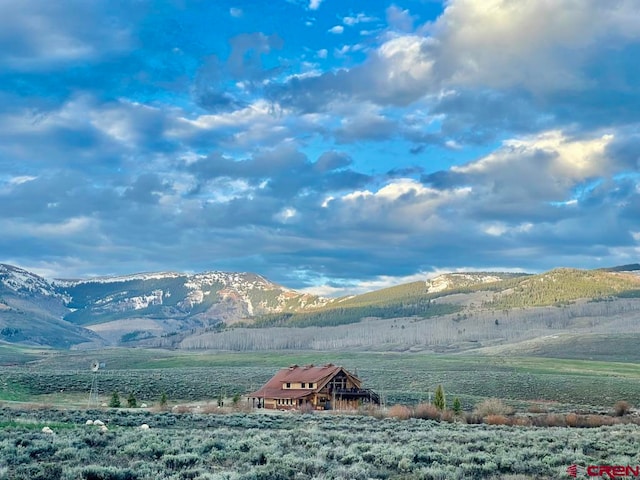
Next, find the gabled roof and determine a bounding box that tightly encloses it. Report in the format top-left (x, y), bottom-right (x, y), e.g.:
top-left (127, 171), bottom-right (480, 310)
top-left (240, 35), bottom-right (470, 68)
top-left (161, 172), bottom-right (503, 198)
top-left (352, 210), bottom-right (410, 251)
top-left (248, 364), bottom-right (359, 399)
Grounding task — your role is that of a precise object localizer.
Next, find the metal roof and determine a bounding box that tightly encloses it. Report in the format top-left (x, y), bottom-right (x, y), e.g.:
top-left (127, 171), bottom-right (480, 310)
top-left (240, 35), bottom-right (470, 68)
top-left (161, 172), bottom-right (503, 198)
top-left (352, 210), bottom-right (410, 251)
top-left (248, 364), bottom-right (359, 398)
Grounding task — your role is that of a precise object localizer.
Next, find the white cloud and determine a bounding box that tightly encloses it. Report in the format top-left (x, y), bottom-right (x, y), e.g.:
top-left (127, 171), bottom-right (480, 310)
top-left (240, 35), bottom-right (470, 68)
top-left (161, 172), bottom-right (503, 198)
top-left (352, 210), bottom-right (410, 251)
top-left (454, 131), bottom-right (615, 182)
top-left (9, 175), bottom-right (37, 185)
top-left (229, 7), bottom-right (243, 18)
top-left (378, 35), bottom-right (434, 84)
top-left (331, 178), bottom-right (471, 234)
top-left (328, 25), bottom-right (344, 34)
top-left (428, 0), bottom-right (640, 92)
top-left (309, 0), bottom-right (323, 11)
top-left (317, 48), bottom-right (327, 59)
top-left (343, 13), bottom-right (376, 26)
top-left (274, 207), bottom-right (298, 223)
top-left (483, 222), bottom-right (533, 237)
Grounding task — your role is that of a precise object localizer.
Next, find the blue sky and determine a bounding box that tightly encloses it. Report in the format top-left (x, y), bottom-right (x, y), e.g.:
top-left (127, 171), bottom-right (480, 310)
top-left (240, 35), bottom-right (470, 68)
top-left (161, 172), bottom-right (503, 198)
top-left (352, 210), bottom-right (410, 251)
top-left (2, 0), bottom-right (640, 296)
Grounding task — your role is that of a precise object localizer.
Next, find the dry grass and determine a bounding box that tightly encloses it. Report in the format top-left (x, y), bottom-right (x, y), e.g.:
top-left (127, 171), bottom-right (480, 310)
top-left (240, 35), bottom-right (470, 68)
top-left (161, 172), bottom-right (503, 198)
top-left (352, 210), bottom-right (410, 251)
top-left (474, 398), bottom-right (515, 417)
top-left (527, 403), bottom-right (548, 414)
top-left (20, 402), bottom-right (54, 411)
top-left (357, 404), bottom-right (386, 419)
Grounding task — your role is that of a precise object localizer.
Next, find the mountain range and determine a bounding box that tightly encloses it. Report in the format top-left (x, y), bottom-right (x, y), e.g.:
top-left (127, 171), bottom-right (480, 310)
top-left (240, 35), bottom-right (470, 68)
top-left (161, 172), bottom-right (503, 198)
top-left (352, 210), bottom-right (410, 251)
top-left (1, 263), bottom-right (640, 351)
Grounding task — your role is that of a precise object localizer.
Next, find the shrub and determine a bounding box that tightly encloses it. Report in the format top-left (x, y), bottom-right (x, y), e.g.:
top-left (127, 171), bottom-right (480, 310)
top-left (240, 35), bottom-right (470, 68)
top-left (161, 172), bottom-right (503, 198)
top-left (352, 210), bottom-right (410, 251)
top-left (298, 402), bottom-right (315, 415)
top-left (357, 404), bottom-right (385, 419)
top-left (109, 392), bottom-right (121, 408)
top-left (413, 403), bottom-right (440, 420)
top-left (440, 410), bottom-right (455, 423)
top-left (527, 403), bottom-right (548, 414)
top-left (532, 414), bottom-right (566, 427)
top-left (127, 393), bottom-right (137, 408)
top-left (171, 405), bottom-right (191, 414)
top-left (12, 463), bottom-right (62, 480)
top-left (387, 404), bottom-right (412, 420)
top-left (81, 466), bottom-right (138, 480)
top-left (512, 416), bottom-right (532, 427)
top-left (474, 398), bottom-right (514, 417)
top-left (159, 392), bottom-right (168, 410)
top-left (585, 415), bottom-right (616, 427)
top-left (163, 453), bottom-right (199, 470)
top-left (614, 400), bottom-right (631, 416)
top-left (485, 415), bottom-right (511, 426)
top-left (464, 412), bottom-right (483, 424)
top-left (566, 413), bottom-right (578, 427)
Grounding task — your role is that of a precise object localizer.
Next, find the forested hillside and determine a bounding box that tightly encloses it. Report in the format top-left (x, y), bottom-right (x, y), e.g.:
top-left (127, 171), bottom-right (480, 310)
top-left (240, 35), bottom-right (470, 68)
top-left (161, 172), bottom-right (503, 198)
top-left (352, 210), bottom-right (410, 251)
top-left (483, 268), bottom-right (640, 309)
top-left (248, 273), bottom-right (526, 328)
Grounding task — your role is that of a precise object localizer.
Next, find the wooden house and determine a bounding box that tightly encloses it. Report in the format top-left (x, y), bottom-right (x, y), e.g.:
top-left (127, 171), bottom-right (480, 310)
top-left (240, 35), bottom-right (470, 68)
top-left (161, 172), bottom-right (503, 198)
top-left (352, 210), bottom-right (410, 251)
top-left (248, 364), bottom-right (380, 410)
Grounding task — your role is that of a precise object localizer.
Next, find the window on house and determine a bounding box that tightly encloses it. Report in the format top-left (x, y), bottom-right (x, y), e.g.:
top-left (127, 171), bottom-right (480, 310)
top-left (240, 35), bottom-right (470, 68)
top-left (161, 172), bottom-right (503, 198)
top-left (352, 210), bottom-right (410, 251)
top-left (286, 382), bottom-right (291, 389)
top-left (308, 383), bottom-right (314, 388)
top-left (301, 382), bottom-right (306, 388)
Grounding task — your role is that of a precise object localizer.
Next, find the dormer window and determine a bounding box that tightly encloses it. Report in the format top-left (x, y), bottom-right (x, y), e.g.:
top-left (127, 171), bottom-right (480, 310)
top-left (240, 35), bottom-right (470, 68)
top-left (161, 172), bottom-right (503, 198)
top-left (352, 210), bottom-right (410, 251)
top-left (301, 382), bottom-right (306, 388)
top-left (286, 382), bottom-right (291, 389)
top-left (308, 383), bottom-right (314, 388)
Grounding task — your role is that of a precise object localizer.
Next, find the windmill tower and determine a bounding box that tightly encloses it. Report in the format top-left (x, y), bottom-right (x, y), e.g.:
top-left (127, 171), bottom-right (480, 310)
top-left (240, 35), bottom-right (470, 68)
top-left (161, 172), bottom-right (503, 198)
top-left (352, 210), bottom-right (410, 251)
top-left (88, 360), bottom-right (100, 407)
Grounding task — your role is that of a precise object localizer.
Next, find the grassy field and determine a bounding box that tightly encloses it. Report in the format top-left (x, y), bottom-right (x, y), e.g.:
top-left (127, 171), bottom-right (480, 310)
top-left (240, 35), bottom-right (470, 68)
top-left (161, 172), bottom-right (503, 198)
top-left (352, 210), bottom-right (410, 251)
top-left (2, 348), bottom-right (640, 411)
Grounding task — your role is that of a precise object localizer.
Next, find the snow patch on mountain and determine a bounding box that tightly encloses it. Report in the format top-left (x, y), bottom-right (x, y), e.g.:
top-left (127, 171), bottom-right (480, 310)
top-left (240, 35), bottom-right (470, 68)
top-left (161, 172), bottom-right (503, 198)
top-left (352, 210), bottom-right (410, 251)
top-left (55, 271), bottom-right (183, 286)
top-left (426, 273), bottom-right (503, 293)
top-left (0, 264), bottom-right (65, 299)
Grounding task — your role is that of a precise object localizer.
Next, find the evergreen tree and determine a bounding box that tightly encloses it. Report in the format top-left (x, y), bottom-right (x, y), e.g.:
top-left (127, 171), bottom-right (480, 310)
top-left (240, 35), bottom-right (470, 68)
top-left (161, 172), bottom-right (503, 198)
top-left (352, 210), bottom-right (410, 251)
top-left (127, 392), bottom-right (137, 408)
top-left (109, 391), bottom-right (121, 408)
top-left (453, 397), bottom-right (462, 415)
top-left (433, 384), bottom-right (446, 411)
top-left (159, 392), bottom-right (168, 409)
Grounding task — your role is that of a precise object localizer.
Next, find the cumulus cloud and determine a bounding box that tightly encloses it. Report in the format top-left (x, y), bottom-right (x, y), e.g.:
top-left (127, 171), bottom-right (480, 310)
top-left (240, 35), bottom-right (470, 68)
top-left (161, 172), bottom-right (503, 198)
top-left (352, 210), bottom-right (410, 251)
top-left (266, 0), bottom-right (640, 147)
top-left (423, 130), bottom-right (619, 220)
top-left (0, 1), bottom-right (134, 70)
top-left (386, 5), bottom-right (414, 32)
top-left (3, 0), bottom-right (640, 289)
top-left (428, 0), bottom-right (640, 92)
